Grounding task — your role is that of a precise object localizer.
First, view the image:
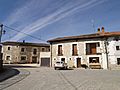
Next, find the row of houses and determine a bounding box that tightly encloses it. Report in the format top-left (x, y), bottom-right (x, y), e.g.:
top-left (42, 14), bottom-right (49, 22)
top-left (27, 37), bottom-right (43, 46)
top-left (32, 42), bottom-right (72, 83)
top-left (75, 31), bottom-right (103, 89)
top-left (1, 27), bottom-right (120, 69)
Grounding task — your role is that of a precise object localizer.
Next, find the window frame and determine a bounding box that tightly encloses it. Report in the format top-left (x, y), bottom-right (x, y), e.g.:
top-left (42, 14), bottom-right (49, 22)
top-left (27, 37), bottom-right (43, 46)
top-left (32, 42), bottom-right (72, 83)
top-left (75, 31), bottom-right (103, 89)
top-left (6, 56), bottom-right (10, 60)
top-left (33, 48), bottom-right (37, 55)
top-left (21, 56), bottom-right (26, 61)
top-left (117, 58), bottom-right (120, 65)
top-left (41, 48), bottom-right (45, 52)
top-left (58, 45), bottom-right (63, 56)
top-left (8, 47), bottom-right (10, 50)
top-left (89, 57), bottom-right (99, 63)
top-left (72, 44), bottom-right (78, 56)
top-left (21, 48), bottom-right (25, 52)
top-left (116, 46), bottom-right (120, 50)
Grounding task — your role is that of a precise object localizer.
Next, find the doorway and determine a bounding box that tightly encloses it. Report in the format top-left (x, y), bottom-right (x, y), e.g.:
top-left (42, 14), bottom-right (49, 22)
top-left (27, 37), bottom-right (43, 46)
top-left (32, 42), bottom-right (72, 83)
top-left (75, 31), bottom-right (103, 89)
top-left (77, 58), bottom-right (81, 68)
top-left (61, 58), bottom-right (65, 63)
top-left (32, 56), bottom-right (37, 63)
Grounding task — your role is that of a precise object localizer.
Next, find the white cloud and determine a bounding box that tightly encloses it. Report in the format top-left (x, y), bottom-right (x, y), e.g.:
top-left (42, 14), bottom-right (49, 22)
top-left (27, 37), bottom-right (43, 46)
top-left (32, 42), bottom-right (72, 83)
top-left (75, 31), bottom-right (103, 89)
top-left (5, 0), bottom-right (106, 41)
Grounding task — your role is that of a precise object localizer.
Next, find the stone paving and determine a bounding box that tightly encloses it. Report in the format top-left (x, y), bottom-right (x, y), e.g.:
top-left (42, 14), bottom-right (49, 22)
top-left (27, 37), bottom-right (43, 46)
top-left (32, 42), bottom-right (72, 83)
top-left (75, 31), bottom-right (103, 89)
top-left (2, 67), bottom-right (120, 90)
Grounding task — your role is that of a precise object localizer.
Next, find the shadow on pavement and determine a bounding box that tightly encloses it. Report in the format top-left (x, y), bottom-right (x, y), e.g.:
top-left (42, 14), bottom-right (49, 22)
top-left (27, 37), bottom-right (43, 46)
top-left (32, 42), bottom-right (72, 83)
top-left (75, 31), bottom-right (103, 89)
top-left (4, 64), bottom-right (39, 68)
top-left (0, 67), bottom-right (20, 82)
top-left (56, 68), bottom-right (74, 70)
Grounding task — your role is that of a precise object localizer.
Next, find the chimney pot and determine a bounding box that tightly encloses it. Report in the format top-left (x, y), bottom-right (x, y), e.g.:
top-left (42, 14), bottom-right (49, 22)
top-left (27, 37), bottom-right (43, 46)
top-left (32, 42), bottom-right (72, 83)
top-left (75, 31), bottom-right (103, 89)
top-left (97, 28), bottom-right (100, 33)
top-left (101, 27), bottom-right (105, 33)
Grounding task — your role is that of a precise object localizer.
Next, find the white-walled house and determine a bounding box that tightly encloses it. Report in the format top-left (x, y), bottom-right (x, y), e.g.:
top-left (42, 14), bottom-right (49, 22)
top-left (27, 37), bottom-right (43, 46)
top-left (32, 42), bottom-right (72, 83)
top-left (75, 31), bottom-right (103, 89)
top-left (48, 27), bottom-right (120, 69)
top-left (107, 37), bottom-right (120, 69)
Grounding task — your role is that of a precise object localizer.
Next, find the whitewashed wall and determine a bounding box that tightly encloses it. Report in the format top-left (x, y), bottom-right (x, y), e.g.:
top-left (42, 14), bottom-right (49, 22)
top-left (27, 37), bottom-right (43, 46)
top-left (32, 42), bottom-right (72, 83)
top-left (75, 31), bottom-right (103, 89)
top-left (51, 39), bottom-right (108, 69)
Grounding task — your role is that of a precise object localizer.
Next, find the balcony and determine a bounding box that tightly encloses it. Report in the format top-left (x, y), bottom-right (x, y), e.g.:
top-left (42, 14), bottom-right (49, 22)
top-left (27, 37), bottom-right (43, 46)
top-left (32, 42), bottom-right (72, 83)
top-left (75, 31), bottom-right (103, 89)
top-left (89, 63), bottom-right (101, 69)
top-left (86, 43), bottom-right (101, 55)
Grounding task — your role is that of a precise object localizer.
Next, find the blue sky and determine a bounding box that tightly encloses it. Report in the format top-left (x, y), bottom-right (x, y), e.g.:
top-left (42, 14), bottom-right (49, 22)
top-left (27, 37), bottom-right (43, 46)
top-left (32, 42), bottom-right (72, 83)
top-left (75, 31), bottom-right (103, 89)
top-left (0, 0), bottom-right (120, 43)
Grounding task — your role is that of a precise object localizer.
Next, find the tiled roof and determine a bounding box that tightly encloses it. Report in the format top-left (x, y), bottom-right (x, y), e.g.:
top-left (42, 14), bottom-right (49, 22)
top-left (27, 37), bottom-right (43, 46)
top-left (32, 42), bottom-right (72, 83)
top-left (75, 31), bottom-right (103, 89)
top-left (47, 31), bottom-right (120, 42)
top-left (1, 41), bottom-right (50, 47)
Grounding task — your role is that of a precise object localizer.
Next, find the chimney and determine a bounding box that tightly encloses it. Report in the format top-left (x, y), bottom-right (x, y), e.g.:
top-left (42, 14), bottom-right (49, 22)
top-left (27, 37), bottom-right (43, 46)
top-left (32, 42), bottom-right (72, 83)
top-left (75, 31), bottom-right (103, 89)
top-left (101, 27), bottom-right (105, 33)
top-left (97, 28), bottom-right (100, 33)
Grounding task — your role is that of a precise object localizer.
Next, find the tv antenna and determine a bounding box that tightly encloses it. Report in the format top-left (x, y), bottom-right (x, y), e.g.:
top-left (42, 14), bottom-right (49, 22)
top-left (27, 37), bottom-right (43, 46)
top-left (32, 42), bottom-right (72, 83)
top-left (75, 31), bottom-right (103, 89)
top-left (91, 19), bottom-right (96, 32)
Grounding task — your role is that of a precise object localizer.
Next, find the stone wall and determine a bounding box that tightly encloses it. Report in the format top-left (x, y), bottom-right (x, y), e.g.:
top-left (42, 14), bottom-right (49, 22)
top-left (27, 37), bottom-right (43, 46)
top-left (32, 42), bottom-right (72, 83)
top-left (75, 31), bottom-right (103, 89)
top-left (2, 45), bottom-right (50, 64)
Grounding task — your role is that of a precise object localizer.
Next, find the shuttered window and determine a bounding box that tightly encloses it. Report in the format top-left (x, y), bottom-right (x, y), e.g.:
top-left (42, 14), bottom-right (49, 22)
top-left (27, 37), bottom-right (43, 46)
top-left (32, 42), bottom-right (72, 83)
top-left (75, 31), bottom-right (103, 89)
top-left (33, 49), bottom-right (37, 55)
top-left (58, 45), bottom-right (63, 56)
top-left (86, 43), bottom-right (97, 55)
top-left (72, 44), bottom-right (78, 56)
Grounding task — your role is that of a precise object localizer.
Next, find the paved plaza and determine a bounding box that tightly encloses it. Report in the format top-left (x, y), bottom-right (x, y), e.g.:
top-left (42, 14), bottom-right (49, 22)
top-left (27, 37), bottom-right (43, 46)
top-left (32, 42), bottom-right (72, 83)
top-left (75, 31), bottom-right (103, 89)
top-left (1, 65), bottom-right (120, 90)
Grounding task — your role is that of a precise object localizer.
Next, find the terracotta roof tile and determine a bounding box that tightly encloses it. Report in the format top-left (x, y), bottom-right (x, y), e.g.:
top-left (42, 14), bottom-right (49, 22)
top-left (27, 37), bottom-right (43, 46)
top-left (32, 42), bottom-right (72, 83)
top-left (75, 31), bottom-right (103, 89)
top-left (47, 31), bottom-right (120, 42)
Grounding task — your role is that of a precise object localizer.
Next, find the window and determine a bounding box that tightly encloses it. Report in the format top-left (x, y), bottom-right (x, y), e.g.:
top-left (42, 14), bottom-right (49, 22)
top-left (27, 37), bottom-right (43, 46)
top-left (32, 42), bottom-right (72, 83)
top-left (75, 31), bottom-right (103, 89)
top-left (21, 56), bottom-right (26, 61)
top-left (6, 56), bottom-right (10, 60)
top-left (42, 48), bottom-right (45, 52)
top-left (114, 36), bottom-right (119, 41)
top-left (116, 46), bottom-right (120, 50)
top-left (33, 48), bottom-right (37, 54)
top-left (8, 47), bottom-right (10, 50)
top-left (89, 57), bottom-right (99, 63)
top-left (21, 48), bottom-right (25, 52)
top-left (117, 58), bottom-right (120, 65)
top-left (58, 45), bottom-right (63, 56)
top-left (61, 58), bottom-right (65, 63)
top-left (97, 42), bottom-right (100, 47)
top-left (72, 44), bottom-right (78, 56)
top-left (86, 43), bottom-right (97, 55)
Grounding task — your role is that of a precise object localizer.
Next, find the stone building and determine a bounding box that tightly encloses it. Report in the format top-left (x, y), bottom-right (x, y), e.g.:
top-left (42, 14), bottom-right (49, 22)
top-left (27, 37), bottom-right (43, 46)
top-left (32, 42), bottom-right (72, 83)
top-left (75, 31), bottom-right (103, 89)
top-left (2, 41), bottom-right (50, 67)
top-left (48, 27), bottom-right (120, 69)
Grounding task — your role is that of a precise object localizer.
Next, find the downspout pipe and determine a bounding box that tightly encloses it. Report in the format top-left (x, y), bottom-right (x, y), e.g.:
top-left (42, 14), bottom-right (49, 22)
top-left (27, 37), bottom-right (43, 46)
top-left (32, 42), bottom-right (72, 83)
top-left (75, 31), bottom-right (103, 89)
top-left (104, 38), bottom-right (109, 69)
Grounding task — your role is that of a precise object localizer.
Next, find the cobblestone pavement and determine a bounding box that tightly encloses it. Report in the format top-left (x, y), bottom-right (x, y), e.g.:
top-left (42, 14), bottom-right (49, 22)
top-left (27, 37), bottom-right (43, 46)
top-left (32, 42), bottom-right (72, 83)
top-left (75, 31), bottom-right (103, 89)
top-left (3, 67), bottom-right (120, 90)
top-left (0, 69), bottom-right (30, 90)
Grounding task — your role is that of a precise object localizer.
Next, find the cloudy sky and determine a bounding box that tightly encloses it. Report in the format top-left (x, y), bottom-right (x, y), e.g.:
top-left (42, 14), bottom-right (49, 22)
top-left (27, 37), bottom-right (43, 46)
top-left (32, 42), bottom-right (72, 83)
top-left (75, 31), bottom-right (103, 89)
top-left (0, 0), bottom-right (120, 43)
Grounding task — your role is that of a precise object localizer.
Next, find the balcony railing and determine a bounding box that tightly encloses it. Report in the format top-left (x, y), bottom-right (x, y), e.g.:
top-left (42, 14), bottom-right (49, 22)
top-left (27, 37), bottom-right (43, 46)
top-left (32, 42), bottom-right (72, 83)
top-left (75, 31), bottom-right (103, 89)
top-left (86, 52), bottom-right (101, 55)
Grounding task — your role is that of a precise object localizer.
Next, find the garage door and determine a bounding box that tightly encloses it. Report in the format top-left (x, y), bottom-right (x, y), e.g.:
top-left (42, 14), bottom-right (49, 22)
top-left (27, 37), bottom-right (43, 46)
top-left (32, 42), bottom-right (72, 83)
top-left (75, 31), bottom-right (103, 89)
top-left (41, 58), bottom-right (50, 67)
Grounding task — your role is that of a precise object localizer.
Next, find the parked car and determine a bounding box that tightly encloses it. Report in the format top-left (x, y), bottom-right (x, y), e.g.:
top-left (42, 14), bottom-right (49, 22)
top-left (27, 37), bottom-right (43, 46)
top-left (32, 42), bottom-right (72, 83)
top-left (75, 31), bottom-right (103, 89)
top-left (54, 61), bottom-right (67, 70)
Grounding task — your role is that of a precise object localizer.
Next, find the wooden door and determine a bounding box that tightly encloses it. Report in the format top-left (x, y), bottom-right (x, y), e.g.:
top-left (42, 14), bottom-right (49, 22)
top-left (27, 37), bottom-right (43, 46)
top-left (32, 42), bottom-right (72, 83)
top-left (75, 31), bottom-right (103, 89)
top-left (77, 58), bottom-right (81, 68)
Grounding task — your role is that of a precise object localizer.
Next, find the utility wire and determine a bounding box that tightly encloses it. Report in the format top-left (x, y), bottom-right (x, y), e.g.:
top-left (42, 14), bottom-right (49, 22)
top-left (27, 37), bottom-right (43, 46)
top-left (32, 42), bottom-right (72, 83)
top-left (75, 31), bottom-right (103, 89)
top-left (4, 25), bottom-right (46, 42)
